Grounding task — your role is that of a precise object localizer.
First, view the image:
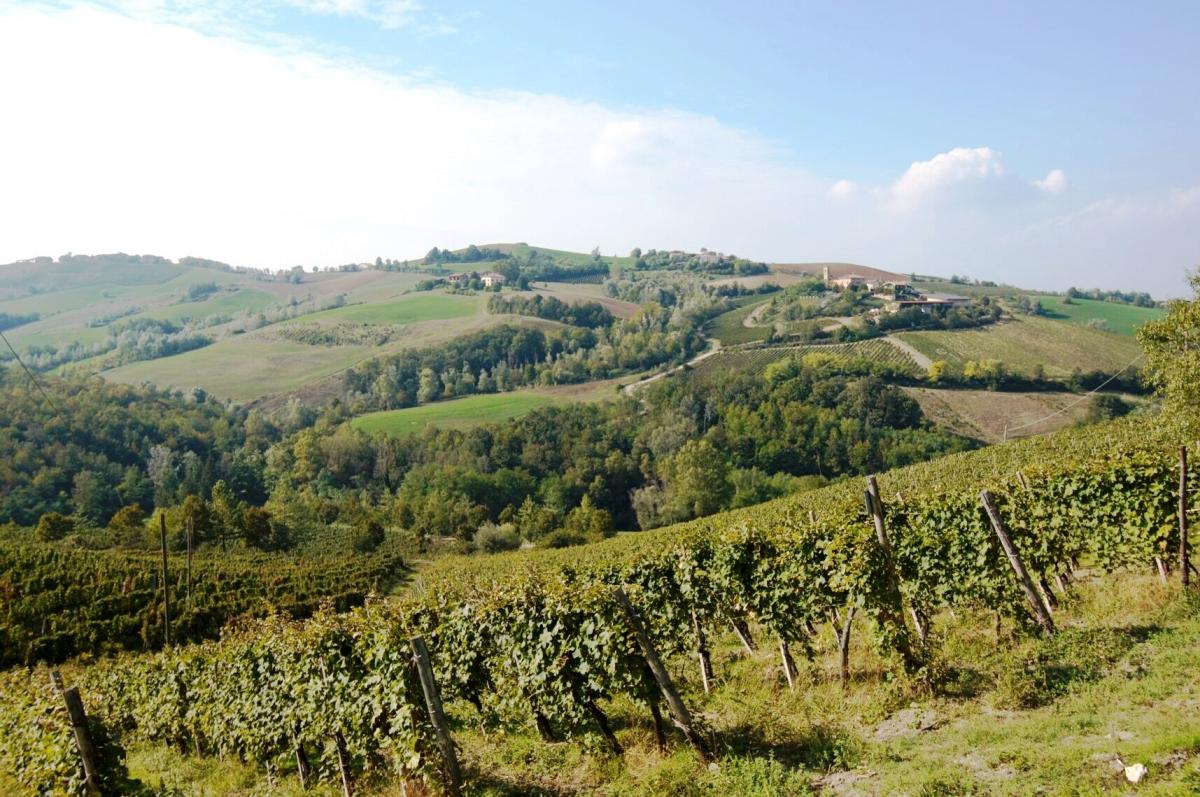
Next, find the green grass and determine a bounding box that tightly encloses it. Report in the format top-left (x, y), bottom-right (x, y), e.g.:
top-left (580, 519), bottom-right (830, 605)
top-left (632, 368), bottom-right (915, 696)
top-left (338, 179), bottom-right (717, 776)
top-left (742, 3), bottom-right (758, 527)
top-left (136, 288), bottom-right (278, 324)
top-left (898, 315), bottom-right (1142, 377)
top-left (100, 315), bottom-right (565, 402)
top-left (704, 296), bottom-right (773, 345)
top-left (289, 293), bottom-right (480, 325)
top-left (352, 389), bottom-right (584, 437)
top-left (101, 337), bottom-right (385, 400)
top-left (1034, 295), bottom-right (1164, 337)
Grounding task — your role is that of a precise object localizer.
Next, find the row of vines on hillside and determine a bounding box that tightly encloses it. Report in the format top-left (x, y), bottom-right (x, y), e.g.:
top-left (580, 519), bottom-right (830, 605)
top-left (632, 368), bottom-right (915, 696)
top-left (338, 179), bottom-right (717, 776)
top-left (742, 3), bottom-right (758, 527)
top-left (0, 546), bottom-right (403, 667)
top-left (3, 425), bottom-right (1196, 794)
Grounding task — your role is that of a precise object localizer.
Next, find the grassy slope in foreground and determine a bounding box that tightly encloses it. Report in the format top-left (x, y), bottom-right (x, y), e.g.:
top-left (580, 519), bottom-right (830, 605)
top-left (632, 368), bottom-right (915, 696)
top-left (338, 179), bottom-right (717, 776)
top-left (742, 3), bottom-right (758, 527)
top-left (104, 550), bottom-right (1200, 795)
top-left (1035, 294), bottom-right (1165, 337)
top-left (897, 314), bottom-right (1142, 377)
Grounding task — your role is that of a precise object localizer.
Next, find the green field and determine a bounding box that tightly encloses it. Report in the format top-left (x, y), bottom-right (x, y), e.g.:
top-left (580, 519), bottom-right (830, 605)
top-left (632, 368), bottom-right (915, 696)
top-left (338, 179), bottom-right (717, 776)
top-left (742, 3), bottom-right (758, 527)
top-left (288, 293), bottom-right (480, 325)
top-left (137, 287), bottom-right (278, 324)
top-left (1034, 295), bottom-right (1164, 337)
top-left (351, 378), bottom-right (625, 436)
top-left (351, 391), bottom-right (566, 436)
top-left (102, 338), bottom-right (384, 400)
top-left (704, 295), bottom-right (773, 345)
top-left (898, 315), bottom-right (1142, 377)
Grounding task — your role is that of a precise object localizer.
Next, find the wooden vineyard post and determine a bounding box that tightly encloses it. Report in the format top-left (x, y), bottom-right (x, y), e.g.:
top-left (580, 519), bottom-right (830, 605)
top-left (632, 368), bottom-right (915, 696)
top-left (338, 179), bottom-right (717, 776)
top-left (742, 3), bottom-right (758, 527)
top-left (980, 490), bottom-right (1055, 634)
top-left (865, 476), bottom-right (920, 670)
top-left (1181, 446), bottom-right (1191, 589)
top-left (614, 587), bottom-right (712, 762)
top-left (410, 636), bottom-right (463, 796)
top-left (865, 476), bottom-right (891, 551)
top-left (836, 606), bottom-right (855, 688)
top-left (50, 671), bottom-right (101, 797)
top-left (730, 617), bottom-right (757, 653)
top-left (159, 512), bottom-right (171, 647)
top-left (778, 641), bottom-right (799, 689)
top-left (294, 741), bottom-right (312, 790)
top-left (1015, 470), bottom-right (1062, 610)
top-left (334, 732), bottom-right (352, 797)
top-left (690, 610), bottom-right (713, 694)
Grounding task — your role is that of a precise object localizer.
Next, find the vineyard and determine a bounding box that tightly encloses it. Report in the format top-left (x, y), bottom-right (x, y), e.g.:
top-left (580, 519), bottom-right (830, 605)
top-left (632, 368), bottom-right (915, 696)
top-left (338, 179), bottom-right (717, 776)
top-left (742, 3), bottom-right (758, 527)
top-left (687, 339), bottom-right (920, 385)
top-left (3, 414), bottom-right (1197, 794)
top-left (0, 544), bottom-right (404, 667)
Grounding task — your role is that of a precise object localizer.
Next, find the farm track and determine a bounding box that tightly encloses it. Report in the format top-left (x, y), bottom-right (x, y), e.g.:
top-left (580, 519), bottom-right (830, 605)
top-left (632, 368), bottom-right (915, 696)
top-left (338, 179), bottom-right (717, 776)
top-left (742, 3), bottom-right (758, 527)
top-left (882, 335), bottom-right (933, 369)
top-left (622, 339), bottom-right (722, 394)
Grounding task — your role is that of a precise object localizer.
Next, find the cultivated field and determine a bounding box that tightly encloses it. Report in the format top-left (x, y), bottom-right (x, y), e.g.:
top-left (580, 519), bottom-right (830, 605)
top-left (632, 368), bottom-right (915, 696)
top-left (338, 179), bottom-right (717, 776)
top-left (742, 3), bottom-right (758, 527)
top-left (688, 339), bottom-right (920, 385)
top-left (102, 312), bottom-right (563, 402)
top-left (351, 379), bottom-right (624, 436)
top-left (290, 293), bottom-right (481, 325)
top-left (897, 315), bottom-right (1143, 377)
top-left (903, 386), bottom-right (1143, 443)
top-left (1034, 295), bottom-right (1164, 337)
top-left (704, 295), bottom-right (774, 345)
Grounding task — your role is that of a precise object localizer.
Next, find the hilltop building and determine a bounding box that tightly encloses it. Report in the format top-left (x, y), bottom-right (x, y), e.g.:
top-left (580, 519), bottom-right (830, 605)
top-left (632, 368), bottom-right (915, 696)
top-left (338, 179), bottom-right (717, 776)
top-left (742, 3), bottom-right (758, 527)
top-left (887, 292), bottom-right (970, 313)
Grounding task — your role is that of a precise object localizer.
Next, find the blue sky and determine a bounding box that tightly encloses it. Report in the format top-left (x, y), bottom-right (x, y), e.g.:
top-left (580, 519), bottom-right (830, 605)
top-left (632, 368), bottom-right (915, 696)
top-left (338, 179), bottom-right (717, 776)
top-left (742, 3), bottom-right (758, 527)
top-left (307, 1), bottom-right (1200, 183)
top-left (0, 0), bottom-right (1197, 295)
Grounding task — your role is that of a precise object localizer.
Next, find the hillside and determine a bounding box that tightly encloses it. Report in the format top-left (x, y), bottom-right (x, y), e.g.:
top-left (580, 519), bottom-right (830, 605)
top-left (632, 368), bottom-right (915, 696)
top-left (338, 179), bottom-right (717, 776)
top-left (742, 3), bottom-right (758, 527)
top-left (5, 413), bottom-right (1199, 796)
top-left (897, 315), bottom-right (1143, 377)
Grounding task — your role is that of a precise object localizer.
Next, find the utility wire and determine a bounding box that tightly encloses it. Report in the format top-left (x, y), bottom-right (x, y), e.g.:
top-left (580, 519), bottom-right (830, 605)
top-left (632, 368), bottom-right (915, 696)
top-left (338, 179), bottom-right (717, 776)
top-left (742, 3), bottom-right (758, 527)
top-left (0, 327), bottom-right (58, 410)
top-left (1003, 352), bottom-right (1143, 440)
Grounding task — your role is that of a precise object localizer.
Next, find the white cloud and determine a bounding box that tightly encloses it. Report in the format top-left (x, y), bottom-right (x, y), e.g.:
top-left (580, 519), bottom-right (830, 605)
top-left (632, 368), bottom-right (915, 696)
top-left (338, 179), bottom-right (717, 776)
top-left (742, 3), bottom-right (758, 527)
top-left (1034, 168), bottom-right (1067, 194)
top-left (889, 147), bottom-right (1005, 209)
top-left (828, 179), bottom-right (858, 198)
top-left (0, 3), bottom-right (1193, 297)
top-left (86, 0), bottom-right (426, 31)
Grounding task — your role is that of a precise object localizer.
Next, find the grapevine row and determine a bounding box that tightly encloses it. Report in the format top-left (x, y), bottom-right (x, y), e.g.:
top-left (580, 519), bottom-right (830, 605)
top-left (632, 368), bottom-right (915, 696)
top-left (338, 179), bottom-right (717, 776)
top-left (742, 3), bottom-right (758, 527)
top-left (3, 419), bottom-right (1195, 794)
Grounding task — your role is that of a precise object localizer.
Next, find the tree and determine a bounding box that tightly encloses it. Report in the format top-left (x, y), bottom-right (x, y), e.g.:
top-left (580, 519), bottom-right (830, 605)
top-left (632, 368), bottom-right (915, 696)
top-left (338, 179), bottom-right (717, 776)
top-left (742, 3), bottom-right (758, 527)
top-left (36, 512), bottom-right (74, 541)
top-left (177, 494), bottom-right (216, 547)
top-left (210, 480), bottom-right (241, 539)
top-left (242, 506), bottom-right (276, 549)
top-left (351, 518), bottom-right (385, 553)
top-left (72, 470), bottom-right (120, 525)
top-left (117, 466), bottom-right (155, 510)
top-left (107, 504), bottom-right (147, 546)
top-left (1137, 270), bottom-right (1200, 414)
top-left (514, 496), bottom-right (558, 540)
top-left (561, 496), bottom-right (615, 541)
top-left (147, 444), bottom-right (177, 506)
top-left (661, 438), bottom-right (733, 522)
top-left (417, 367), bottom-right (441, 403)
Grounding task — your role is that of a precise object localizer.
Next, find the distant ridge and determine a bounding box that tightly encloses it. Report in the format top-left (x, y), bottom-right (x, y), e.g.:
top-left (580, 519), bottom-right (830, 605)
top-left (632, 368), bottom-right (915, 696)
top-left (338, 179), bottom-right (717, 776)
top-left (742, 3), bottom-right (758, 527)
top-left (770, 261), bottom-right (911, 283)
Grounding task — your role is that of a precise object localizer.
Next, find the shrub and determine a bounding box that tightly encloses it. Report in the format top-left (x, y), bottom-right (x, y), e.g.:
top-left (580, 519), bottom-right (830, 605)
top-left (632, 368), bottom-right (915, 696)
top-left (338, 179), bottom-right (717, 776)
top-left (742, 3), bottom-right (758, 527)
top-left (351, 518), bottom-right (385, 553)
top-left (36, 512), bottom-right (74, 542)
top-left (473, 522), bottom-right (521, 554)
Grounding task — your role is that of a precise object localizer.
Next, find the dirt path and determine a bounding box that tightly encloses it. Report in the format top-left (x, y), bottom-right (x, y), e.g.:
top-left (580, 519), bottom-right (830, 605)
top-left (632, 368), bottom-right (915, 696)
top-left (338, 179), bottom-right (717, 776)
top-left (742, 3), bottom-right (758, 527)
top-left (820, 315), bottom-right (858, 333)
top-left (622, 339), bottom-right (722, 395)
top-left (883, 335), bottom-right (932, 369)
top-left (742, 302), bottom-right (771, 328)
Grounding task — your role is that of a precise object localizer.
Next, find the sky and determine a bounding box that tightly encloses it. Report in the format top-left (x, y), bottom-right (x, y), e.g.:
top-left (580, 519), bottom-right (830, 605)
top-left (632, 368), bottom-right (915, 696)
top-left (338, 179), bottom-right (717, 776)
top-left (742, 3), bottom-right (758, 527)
top-left (0, 1), bottom-right (1197, 295)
